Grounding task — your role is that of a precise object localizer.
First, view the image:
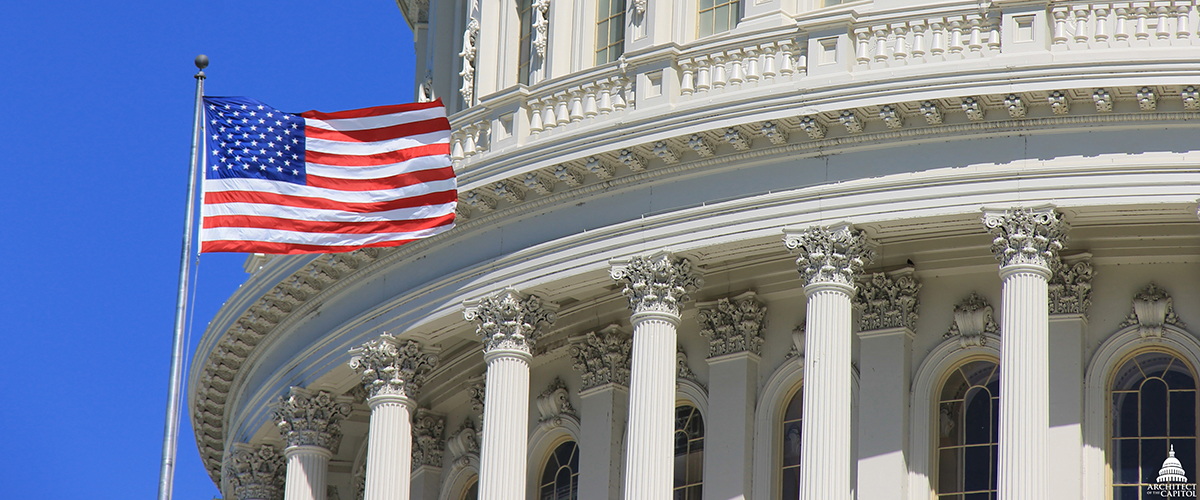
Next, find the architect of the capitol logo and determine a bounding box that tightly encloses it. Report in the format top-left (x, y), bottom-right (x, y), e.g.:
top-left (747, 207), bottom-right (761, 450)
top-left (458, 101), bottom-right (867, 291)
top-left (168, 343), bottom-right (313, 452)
top-left (1148, 446), bottom-right (1197, 498)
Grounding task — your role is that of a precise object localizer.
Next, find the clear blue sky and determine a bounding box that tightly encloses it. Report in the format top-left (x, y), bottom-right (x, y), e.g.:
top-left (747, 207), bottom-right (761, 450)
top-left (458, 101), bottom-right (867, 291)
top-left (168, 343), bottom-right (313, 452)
top-left (0, 2), bottom-right (415, 498)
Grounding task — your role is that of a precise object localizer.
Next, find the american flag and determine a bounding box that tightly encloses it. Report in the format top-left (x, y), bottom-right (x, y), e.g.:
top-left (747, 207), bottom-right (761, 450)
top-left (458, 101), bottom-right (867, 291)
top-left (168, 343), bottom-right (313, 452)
top-left (200, 96), bottom-right (456, 254)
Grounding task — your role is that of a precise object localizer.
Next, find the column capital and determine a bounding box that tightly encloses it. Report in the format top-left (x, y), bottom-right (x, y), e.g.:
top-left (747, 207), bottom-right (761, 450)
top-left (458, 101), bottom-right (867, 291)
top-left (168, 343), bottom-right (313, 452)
top-left (783, 222), bottom-right (875, 287)
top-left (696, 291), bottom-right (767, 358)
top-left (273, 388), bottom-right (352, 452)
top-left (1049, 255), bottom-right (1094, 316)
top-left (412, 408), bottom-right (447, 470)
top-left (226, 444), bottom-right (285, 500)
top-left (348, 334), bottom-right (439, 401)
top-left (982, 206), bottom-right (1068, 270)
top-left (853, 269), bottom-right (921, 332)
top-left (570, 325), bottom-right (633, 391)
top-left (464, 288), bottom-right (558, 354)
top-left (610, 251), bottom-right (704, 317)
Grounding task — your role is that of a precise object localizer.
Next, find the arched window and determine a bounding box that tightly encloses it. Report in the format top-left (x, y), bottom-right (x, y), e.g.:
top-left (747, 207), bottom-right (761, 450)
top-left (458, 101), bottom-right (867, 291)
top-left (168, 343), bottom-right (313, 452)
top-left (517, 0), bottom-right (534, 85)
top-left (539, 441), bottom-right (580, 500)
top-left (596, 0), bottom-right (625, 64)
top-left (698, 0), bottom-right (739, 37)
top-left (674, 404), bottom-right (704, 499)
top-left (460, 477), bottom-right (478, 500)
top-left (780, 385), bottom-right (803, 499)
top-left (1111, 350), bottom-right (1197, 498)
top-left (935, 359), bottom-right (999, 499)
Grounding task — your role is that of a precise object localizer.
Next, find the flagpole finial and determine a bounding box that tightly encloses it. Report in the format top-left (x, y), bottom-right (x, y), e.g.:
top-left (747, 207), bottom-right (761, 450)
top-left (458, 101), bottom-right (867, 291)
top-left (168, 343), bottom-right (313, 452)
top-left (194, 55), bottom-right (208, 79)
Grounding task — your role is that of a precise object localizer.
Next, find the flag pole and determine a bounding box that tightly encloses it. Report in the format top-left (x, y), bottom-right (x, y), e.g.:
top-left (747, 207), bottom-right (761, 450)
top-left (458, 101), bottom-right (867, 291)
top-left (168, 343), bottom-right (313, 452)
top-left (158, 54), bottom-right (208, 500)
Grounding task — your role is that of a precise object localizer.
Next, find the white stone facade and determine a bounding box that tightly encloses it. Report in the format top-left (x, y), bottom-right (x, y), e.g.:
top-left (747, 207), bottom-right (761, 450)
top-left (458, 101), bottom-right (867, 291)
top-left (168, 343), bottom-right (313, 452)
top-left (191, 1), bottom-right (1200, 499)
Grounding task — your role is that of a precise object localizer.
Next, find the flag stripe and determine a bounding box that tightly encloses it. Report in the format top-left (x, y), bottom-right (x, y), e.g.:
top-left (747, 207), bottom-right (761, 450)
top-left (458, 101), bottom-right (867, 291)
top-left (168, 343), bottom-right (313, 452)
top-left (306, 166), bottom-right (455, 192)
top-left (201, 223), bottom-right (453, 247)
top-left (304, 117), bottom-right (450, 143)
top-left (204, 177), bottom-right (457, 203)
top-left (203, 201), bottom-right (456, 223)
top-left (304, 143), bottom-right (450, 167)
top-left (303, 130), bottom-right (449, 156)
top-left (203, 212), bottom-right (456, 234)
top-left (306, 154), bottom-right (450, 180)
top-left (202, 238), bottom-right (423, 255)
top-left (203, 188), bottom-right (458, 213)
top-left (298, 100), bottom-right (447, 120)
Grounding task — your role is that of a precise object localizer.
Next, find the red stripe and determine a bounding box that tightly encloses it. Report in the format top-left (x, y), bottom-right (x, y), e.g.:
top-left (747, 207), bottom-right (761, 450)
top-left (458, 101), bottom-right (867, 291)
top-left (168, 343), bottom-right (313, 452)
top-left (305, 117), bottom-right (450, 143)
top-left (307, 167), bottom-right (455, 191)
top-left (306, 143), bottom-right (449, 167)
top-left (202, 238), bottom-right (423, 255)
top-left (298, 98), bottom-right (445, 120)
top-left (202, 212), bottom-right (456, 235)
top-left (203, 189), bottom-right (458, 213)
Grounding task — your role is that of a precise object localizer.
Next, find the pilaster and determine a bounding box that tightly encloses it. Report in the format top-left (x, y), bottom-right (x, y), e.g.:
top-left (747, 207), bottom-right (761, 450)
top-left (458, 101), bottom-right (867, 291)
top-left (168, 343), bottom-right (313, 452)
top-left (852, 268), bottom-right (919, 500)
top-left (696, 291), bottom-right (766, 500)
top-left (274, 388), bottom-right (352, 500)
top-left (1048, 255), bottom-right (1091, 499)
top-left (572, 325), bottom-right (633, 500)
top-left (982, 206), bottom-right (1068, 500)
top-left (783, 222), bottom-right (875, 500)
top-left (410, 408), bottom-right (446, 500)
top-left (464, 288), bottom-right (558, 500)
top-left (611, 252), bottom-right (703, 500)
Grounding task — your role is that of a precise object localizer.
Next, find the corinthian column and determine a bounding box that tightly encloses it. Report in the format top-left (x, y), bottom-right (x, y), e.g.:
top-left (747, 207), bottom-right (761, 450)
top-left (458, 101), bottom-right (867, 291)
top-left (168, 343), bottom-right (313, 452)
top-left (349, 335), bottom-right (439, 500)
top-left (274, 388), bottom-right (352, 500)
top-left (225, 444), bottom-right (285, 500)
top-left (464, 289), bottom-right (558, 500)
top-left (983, 207), bottom-right (1068, 500)
top-left (610, 252), bottom-right (703, 500)
top-left (783, 222), bottom-right (874, 500)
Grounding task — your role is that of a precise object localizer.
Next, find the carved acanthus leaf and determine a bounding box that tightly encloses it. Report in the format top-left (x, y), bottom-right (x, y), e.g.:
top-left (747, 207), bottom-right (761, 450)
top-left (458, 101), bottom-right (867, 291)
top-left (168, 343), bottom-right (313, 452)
top-left (1048, 258), bottom-right (1093, 315)
top-left (677, 345), bottom-right (699, 382)
top-left (943, 292), bottom-right (998, 348)
top-left (610, 252), bottom-right (704, 316)
top-left (464, 289), bottom-right (558, 353)
top-left (348, 335), bottom-right (439, 400)
top-left (570, 326), bottom-right (633, 391)
top-left (784, 222), bottom-right (875, 287)
top-left (446, 419), bottom-right (480, 468)
top-left (853, 271), bottom-right (920, 331)
top-left (226, 444), bottom-right (285, 500)
top-left (982, 207), bottom-right (1068, 269)
top-left (411, 408), bottom-right (446, 469)
top-left (536, 378), bottom-right (577, 424)
top-left (273, 388), bottom-right (353, 452)
top-left (697, 291), bottom-right (767, 357)
top-left (1120, 283), bottom-right (1185, 338)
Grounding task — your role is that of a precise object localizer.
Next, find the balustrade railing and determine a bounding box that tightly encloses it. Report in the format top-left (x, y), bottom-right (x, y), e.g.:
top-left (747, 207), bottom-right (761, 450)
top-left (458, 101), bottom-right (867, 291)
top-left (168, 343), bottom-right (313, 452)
top-left (679, 35), bottom-right (805, 96)
top-left (1049, 0), bottom-right (1199, 49)
top-left (851, 6), bottom-right (1002, 69)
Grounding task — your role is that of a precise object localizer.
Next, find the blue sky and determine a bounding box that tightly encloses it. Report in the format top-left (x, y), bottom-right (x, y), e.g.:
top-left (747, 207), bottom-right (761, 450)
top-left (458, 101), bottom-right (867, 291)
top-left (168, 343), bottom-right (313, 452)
top-left (0, 2), bottom-right (415, 498)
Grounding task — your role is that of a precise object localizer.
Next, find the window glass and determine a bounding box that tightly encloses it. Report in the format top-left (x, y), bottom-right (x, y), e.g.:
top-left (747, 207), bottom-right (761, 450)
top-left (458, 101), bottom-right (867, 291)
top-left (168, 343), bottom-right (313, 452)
top-left (936, 360), bottom-right (999, 500)
top-left (460, 477), bottom-right (478, 500)
top-left (539, 441), bottom-right (580, 500)
top-left (518, 0), bottom-right (534, 85)
top-left (698, 0), bottom-right (739, 38)
top-left (1111, 351), bottom-right (1197, 498)
top-left (781, 385), bottom-right (803, 500)
top-left (596, 0), bottom-right (625, 65)
top-left (674, 405), bottom-right (704, 499)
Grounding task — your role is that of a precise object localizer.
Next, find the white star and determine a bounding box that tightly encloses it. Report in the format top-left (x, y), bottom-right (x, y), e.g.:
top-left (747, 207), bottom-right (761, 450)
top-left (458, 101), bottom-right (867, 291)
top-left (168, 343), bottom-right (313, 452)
top-left (240, 104), bottom-right (247, 110)
top-left (242, 164), bottom-right (249, 170)
top-left (259, 165), bottom-right (266, 170)
top-left (220, 142), bottom-right (226, 148)
top-left (267, 127), bottom-right (274, 132)
top-left (292, 138), bottom-right (299, 144)
top-left (219, 127), bottom-right (226, 132)
top-left (291, 123), bottom-right (298, 129)
top-left (209, 104), bottom-right (216, 109)
top-left (249, 125), bottom-right (256, 131)
top-left (275, 120), bottom-right (282, 126)
top-left (284, 145), bottom-right (291, 150)
top-left (268, 142), bottom-right (275, 148)
top-left (291, 154), bottom-right (298, 160)
top-left (257, 105), bottom-right (264, 110)
top-left (251, 141), bottom-right (258, 146)
top-left (276, 166), bottom-right (283, 172)
top-left (268, 158), bottom-right (276, 164)
top-left (292, 169), bottom-right (299, 175)
top-left (284, 129), bottom-right (291, 135)
top-left (211, 165), bottom-right (218, 171)
top-left (243, 148), bottom-right (250, 154)
top-left (266, 112), bottom-right (273, 118)
top-left (233, 111), bottom-right (240, 116)
top-left (260, 149), bottom-right (267, 155)
top-left (211, 134), bottom-right (218, 140)
top-left (258, 119), bottom-right (265, 124)
top-left (248, 111), bottom-right (256, 116)
top-left (224, 104), bottom-right (230, 109)
top-left (242, 133), bottom-right (249, 138)
top-left (211, 150), bottom-right (218, 155)
top-left (210, 119), bottom-right (217, 125)
top-left (276, 151), bottom-right (283, 157)
top-left (259, 134), bottom-right (266, 139)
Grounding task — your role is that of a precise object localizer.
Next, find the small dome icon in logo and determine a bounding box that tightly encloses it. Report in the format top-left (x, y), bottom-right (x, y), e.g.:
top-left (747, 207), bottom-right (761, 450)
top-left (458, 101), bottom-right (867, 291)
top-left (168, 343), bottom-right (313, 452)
top-left (1158, 445), bottom-right (1189, 483)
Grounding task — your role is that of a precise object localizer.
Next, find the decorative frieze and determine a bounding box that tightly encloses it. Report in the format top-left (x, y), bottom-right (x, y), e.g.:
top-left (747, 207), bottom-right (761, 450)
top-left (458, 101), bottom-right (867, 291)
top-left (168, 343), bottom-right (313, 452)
top-left (688, 134), bottom-right (714, 157)
top-left (226, 444), bottom-right (285, 500)
top-left (677, 345), bottom-right (699, 382)
top-left (1184, 86), bottom-right (1200, 110)
top-left (697, 291), bottom-right (767, 357)
top-left (468, 379), bottom-right (486, 415)
top-left (610, 252), bottom-right (703, 316)
top-left (920, 101), bottom-right (943, 124)
top-left (464, 288), bottom-right (558, 353)
top-left (532, 0), bottom-right (550, 59)
top-left (458, 18), bottom-right (479, 105)
top-left (411, 408), bottom-right (446, 469)
top-left (1048, 91), bottom-right (1070, 115)
top-left (961, 97), bottom-right (985, 121)
top-left (798, 116), bottom-right (826, 139)
top-left (1093, 88), bottom-right (1113, 112)
top-left (839, 110), bottom-right (865, 133)
top-left (523, 171), bottom-right (556, 195)
top-left (982, 207), bottom-right (1068, 269)
top-left (783, 222), bottom-right (875, 287)
top-left (853, 271), bottom-right (920, 331)
top-left (1048, 258), bottom-right (1093, 315)
top-left (786, 323), bottom-right (805, 359)
top-left (1004, 94), bottom-right (1027, 118)
top-left (1137, 86), bottom-right (1158, 110)
top-left (570, 325), bottom-right (633, 391)
top-left (536, 377), bottom-right (577, 423)
top-left (1119, 283), bottom-right (1186, 338)
top-left (586, 156), bottom-right (614, 179)
top-left (726, 127), bottom-right (751, 150)
top-left (274, 388), bottom-right (353, 452)
top-left (618, 148), bottom-right (648, 171)
top-left (943, 292), bottom-right (998, 348)
top-left (348, 335), bottom-right (439, 400)
top-left (445, 419), bottom-right (480, 468)
top-left (760, 121), bottom-right (789, 145)
top-left (551, 164), bottom-right (584, 186)
top-left (653, 141), bottom-right (682, 163)
top-left (879, 105), bottom-right (903, 129)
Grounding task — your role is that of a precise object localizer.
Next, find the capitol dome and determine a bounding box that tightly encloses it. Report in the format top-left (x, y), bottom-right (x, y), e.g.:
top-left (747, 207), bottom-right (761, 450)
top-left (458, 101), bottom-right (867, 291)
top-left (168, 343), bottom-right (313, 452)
top-left (190, 1), bottom-right (1200, 500)
top-left (1158, 446), bottom-right (1189, 484)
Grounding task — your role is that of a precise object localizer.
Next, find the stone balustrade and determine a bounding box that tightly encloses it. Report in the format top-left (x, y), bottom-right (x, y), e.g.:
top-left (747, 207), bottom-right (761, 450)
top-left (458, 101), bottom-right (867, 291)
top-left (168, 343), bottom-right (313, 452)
top-left (1050, 0), bottom-right (1200, 49)
top-left (852, 8), bottom-right (1002, 69)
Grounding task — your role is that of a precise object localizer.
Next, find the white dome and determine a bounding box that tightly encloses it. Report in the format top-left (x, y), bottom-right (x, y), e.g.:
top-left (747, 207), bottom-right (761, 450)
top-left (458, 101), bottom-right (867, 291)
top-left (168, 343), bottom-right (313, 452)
top-left (1157, 445), bottom-right (1189, 483)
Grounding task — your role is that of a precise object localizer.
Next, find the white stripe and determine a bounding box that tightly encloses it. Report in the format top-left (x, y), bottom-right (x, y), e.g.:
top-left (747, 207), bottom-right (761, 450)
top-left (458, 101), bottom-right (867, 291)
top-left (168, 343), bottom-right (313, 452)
top-left (303, 107), bottom-right (446, 132)
top-left (306, 155), bottom-right (450, 180)
top-left (200, 223), bottom-right (454, 246)
top-left (203, 177), bottom-right (457, 203)
top-left (305, 130), bottom-right (450, 156)
top-left (202, 201), bottom-right (456, 222)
